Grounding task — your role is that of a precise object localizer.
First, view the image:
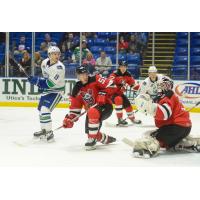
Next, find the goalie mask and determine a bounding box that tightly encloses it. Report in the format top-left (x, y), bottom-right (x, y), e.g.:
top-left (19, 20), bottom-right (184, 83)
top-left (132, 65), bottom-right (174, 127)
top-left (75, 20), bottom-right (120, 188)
top-left (157, 77), bottom-right (173, 96)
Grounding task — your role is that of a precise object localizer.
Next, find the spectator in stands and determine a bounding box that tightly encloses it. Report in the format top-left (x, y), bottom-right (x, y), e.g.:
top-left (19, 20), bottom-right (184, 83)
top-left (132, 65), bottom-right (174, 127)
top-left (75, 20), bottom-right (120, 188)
top-left (118, 36), bottom-right (129, 53)
top-left (14, 35), bottom-right (30, 55)
top-left (82, 52), bottom-right (96, 75)
top-left (60, 33), bottom-right (78, 52)
top-left (72, 40), bottom-right (90, 63)
top-left (34, 52), bottom-right (43, 76)
top-left (95, 51), bottom-right (112, 77)
top-left (40, 33), bottom-right (56, 54)
top-left (60, 44), bottom-right (72, 64)
top-left (19, 51), bottom-right (31, 77)
top-left (128, 34), bottom-right (137, 54)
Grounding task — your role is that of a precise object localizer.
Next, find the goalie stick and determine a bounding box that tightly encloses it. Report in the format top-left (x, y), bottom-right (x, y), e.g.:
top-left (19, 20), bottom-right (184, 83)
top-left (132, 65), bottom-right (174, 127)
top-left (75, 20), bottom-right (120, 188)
top-left (186, 101), bottom-right (200, 112)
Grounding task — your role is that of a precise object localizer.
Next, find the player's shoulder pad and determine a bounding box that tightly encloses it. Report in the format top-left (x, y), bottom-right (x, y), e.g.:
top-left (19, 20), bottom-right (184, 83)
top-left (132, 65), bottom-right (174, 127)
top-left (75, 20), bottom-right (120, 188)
top-left (56, 62), bottom-right (65, 70)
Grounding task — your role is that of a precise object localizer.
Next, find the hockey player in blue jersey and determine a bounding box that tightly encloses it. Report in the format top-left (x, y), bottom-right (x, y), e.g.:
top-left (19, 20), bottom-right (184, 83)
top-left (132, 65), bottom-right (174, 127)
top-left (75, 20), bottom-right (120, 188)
top-left (28, 46), bottom-right (65, 142)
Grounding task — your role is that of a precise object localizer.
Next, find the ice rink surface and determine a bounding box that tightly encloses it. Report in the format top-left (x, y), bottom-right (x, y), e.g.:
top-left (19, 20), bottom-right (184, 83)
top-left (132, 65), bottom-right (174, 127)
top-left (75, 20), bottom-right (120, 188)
top-left (0, 107), bottom-right (199, 167)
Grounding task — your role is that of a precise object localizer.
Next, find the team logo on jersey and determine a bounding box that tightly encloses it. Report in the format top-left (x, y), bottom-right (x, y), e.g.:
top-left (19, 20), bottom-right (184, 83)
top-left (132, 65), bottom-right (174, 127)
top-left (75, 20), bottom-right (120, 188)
top-left (175, 82), bottom-right (200, 99)
top-left (80, 89), bottom-right (95, 106)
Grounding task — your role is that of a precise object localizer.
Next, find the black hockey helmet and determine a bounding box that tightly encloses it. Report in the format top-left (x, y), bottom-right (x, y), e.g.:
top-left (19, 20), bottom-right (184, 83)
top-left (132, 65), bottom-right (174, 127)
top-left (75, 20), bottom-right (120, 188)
top-left (76, 65), bottom-right (88, 74)
top-left (118, 60), bottom-right (128, 67)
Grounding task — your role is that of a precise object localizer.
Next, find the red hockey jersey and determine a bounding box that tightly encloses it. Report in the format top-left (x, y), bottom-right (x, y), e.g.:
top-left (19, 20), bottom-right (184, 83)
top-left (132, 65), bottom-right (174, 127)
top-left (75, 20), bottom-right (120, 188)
top-left (154, 91), bottom-right (192, 128)
top-left (69, 75), bottom-right (117, 116)
top-left (109, 69), bottom-right (139, 95)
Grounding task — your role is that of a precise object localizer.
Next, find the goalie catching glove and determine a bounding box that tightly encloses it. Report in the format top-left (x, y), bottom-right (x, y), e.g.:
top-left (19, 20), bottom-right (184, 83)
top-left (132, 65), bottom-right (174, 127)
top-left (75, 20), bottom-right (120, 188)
top-left (135, 94), bottom-right (157, 116)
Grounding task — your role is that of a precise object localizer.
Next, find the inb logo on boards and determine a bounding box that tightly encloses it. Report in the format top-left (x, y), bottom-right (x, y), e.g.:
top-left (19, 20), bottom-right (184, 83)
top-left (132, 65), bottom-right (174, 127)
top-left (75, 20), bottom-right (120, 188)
top-left (175, 82), bottom-right (200, 99)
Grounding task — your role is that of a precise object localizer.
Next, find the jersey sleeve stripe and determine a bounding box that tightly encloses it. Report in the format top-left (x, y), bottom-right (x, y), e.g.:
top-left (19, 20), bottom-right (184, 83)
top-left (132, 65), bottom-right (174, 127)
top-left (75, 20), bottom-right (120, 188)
top-left (162, 103), bottom-right (172, 118)
top-left (157, 105), bottom-right (168, 120)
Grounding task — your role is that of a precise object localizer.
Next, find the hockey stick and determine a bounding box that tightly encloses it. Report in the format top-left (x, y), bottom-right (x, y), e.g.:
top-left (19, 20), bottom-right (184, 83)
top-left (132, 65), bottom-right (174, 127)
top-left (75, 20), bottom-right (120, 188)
top-left (9, 51), bottom-right (30, 78)
top-left (186, 101), bottom-right (200, 112)
top-left (53, 103), bottom-right (98, 132)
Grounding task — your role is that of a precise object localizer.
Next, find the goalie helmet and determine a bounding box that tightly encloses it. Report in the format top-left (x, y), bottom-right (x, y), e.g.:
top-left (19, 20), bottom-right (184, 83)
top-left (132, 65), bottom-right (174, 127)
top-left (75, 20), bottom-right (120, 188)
top-left (76, 65), bottom-right (88, 74)
top-left (157, 76), bottom-right (174, 95)
top-left (48, 46), bottom-right (61, 57)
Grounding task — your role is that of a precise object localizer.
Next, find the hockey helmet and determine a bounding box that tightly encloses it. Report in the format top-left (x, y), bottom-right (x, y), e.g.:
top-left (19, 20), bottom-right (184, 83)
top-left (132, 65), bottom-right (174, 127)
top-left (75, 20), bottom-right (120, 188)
top-left (148, 66), bottom-right (157, 73)
top-left (157, 76), bottom-right (174, 94)
top-left (48, 46), bottom-right (61, 57)
top-left (76, 65), bottom-right (89, 74)
top-left (118, 60), bottom-right (128, 67)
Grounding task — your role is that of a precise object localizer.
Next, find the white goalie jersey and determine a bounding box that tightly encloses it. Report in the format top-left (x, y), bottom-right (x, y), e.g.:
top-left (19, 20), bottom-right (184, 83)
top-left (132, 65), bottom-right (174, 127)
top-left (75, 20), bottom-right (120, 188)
top-left (41, 58), bottom-right (65, 94)
top-left (139, 74), bottom-right (170, 100)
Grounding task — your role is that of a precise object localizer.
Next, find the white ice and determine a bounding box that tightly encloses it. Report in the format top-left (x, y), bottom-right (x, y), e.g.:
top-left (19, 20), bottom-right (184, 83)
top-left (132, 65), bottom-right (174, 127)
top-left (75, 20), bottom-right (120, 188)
top-left (0, 107), bottom-right (199, 166)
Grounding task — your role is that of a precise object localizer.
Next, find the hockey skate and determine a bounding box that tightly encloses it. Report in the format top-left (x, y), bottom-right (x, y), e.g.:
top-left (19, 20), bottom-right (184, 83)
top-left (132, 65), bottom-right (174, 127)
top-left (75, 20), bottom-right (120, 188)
top-left (117, 118), bottom-right (129, 127)
top-left (98, 132), bottom-right (116, 144)
top-left (85, 138), bottom-right (97, 151)
top-left (129, 118), bottom-right (142, 124)
top-left (34, 129), bottom-right (54, 142)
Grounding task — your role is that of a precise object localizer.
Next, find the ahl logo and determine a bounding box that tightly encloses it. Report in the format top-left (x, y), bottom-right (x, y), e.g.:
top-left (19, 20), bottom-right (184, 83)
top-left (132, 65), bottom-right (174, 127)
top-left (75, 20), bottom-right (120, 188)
top-left (175, 82), bottom-right (200, 99)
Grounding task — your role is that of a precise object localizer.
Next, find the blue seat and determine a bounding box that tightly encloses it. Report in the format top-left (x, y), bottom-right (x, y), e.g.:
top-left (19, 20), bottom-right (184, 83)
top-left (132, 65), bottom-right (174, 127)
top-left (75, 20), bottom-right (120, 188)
top-left (175, 47), bottom-right (188, 56)
top-left (0, 45), bottom-right (5, 53)
top-left (0, 53), bottom-right (5, 64)
top-left (108, 40), bottom-right (117, 47)
top-left (87, 38), bottom-right (94, 46)
top-left (104, 46), bottom-right (116, 54)
top-left (173, 56), bottom-right (188, 65)
top-left (68, 63), bottom-right (79, 68)
top-left (191, 39), bottom-right (200, 47)
top-left (171, 67), bottom-right (188, 80)
top-left (176, 39), bottom-right (188, 47)
top-left (191, 32), bottom-right (200, 39)
top-left (93, 54), bottom-right (99, 60)
top-left (97, 32), bottom-right (111, 38)
top-left (90, 46), bottom-right (102, 54)
top-left (177, 32), bottom-right (188, 39)
top-left (93, 38), bottom-right (106, 46)
top-left (190, 56), bottom-right (200, 66)
top-left (118, 53), bottom-right (126, 61)
top-left (191, 48), bottom-right (200, 56)
top-left (127, 54), bottom-right (140, 64)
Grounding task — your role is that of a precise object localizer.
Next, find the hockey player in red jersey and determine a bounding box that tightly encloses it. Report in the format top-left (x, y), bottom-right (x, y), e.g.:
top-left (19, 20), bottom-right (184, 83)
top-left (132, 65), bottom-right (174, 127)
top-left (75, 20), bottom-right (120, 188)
top-left (125, 76), bottom-right (200, 158)
top-left (62, 65), bottom-right (117, 150)
top-left (109, 61), bottom-right (141, 126)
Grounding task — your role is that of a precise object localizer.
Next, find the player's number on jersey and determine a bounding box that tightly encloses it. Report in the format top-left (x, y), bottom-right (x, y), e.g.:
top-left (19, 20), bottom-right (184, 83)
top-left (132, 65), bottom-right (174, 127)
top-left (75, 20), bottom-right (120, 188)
top-left (54, 74), bottom-right (59, 80)
top-left (98, 77), bottom-right (106, 84)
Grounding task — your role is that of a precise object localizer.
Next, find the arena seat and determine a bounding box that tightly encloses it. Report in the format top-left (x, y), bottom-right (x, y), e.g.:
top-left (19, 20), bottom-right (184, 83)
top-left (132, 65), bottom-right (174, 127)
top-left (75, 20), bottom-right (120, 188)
top-left (104, 46), bottom-right (116, 54)
top-left (127, 54), bottom-right (140, 64)
top-left (177, 32), bottom-right (188, 39)
top-left (176, 39), bottom-right (188, 47)
top-left (175, 47), bottom-right (188, 56)
top-left (90, 46), bottom-right (102, 54)
top-left (173, 56), bottom-right (188, 65)
top-left (191, 48), bottom-right (200, 56)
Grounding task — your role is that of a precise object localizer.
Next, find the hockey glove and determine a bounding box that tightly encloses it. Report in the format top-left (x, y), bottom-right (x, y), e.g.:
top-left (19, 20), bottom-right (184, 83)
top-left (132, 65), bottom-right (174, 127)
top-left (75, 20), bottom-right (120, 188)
top-left (135, 94), bottom-right (157, 116)
top-left (96, 91), bottom-right (106, 105)
top-left (63, 114), bottom-right (76, 128)
top-left (28, 76), bottom-right (49, 89)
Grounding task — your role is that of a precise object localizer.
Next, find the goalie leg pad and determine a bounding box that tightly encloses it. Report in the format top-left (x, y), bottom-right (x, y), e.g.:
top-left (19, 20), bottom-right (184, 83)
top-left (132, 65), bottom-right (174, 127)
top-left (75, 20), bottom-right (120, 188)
top-left (133, 136), bottom-right (160, 158)
top-left (174, 136), bottom-right (200, 152)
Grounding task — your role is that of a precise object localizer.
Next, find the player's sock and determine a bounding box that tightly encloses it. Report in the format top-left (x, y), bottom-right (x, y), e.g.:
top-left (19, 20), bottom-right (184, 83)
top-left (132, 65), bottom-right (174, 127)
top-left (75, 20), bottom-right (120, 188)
top-left (85, 107), bottom-right (100, 150)
top-left (96, 132), bottom-right (116, 144)
top-left (126, 106), bottom-right (142, 124)
top-left (114, 96), bottom-right (123, 120)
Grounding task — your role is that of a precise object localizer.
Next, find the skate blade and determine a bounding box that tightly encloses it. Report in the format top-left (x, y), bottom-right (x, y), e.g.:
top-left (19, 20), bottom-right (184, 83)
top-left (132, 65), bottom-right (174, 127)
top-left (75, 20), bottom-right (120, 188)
top-left (133, 152), bottom-right (151, 159)
top-left (85, 146), bottom-right (97, 151)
